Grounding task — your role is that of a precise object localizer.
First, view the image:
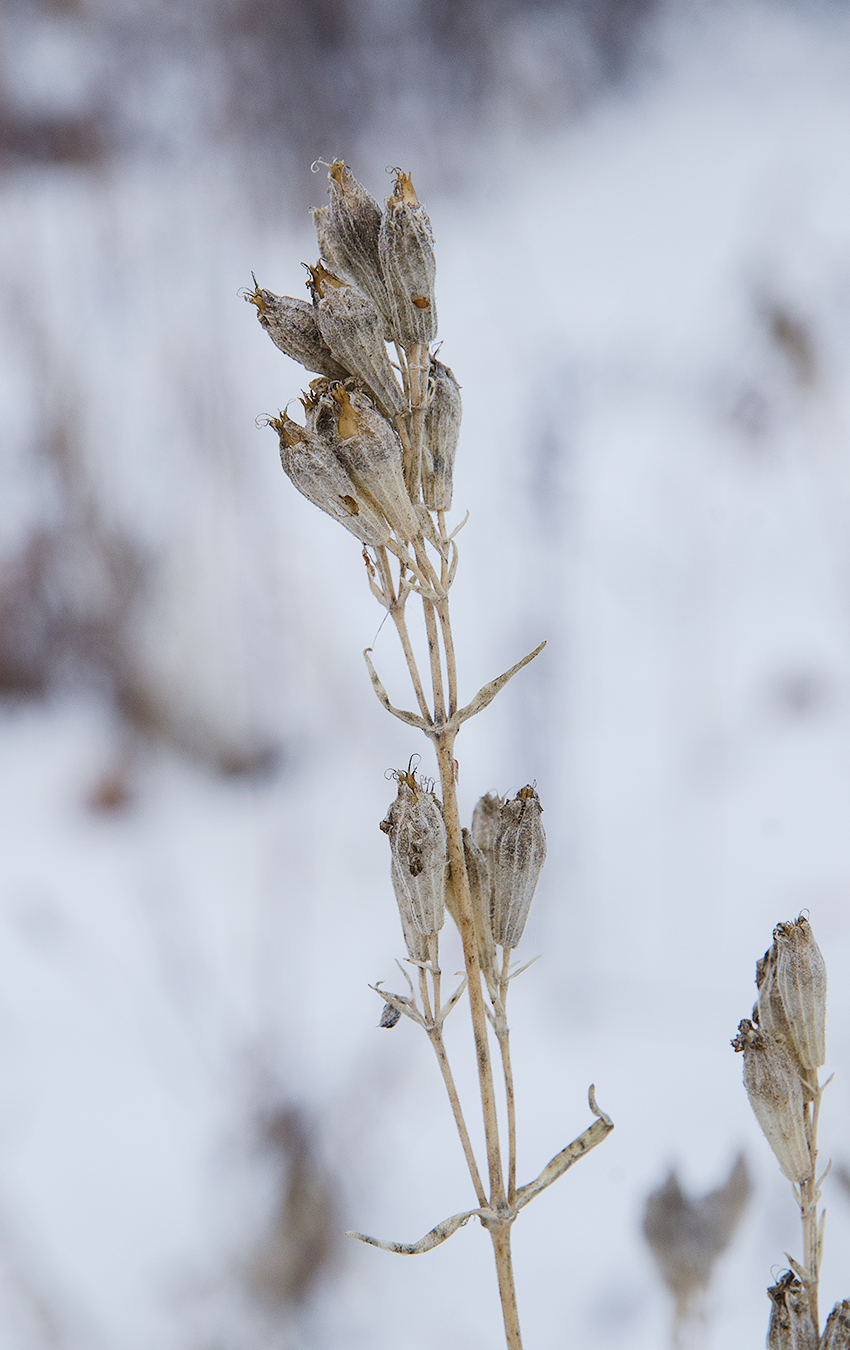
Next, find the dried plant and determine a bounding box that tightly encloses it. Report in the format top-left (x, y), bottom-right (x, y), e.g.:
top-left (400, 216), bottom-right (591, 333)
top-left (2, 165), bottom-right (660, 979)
top-left (246, 159), bottom-right (614, 1347)
top-left (643, 1153), bottom-right (750, 1343)
top-left (733, 916), bottom-right (850, 1347)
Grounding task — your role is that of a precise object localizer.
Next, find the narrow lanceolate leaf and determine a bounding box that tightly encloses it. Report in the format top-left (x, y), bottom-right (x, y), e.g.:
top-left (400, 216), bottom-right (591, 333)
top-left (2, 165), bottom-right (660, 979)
top-left (422, 358), bottom-right (462, 510)
top-left (491, 787), bottom-right (547, 949)
top-left (380, 775), bottom-right (447, 937)
top-left (774, 916), bottom-right (827, 1070)
top-left (379, 171), bottom-right (437, 346)
top-left (271, 412), bottom-right (390, 547)
top-left (732, 1020), bottom-right (811, 1184)
top-left (820, 1300), bottom-right (850, 1349)
top-left (766, 1271), bottom-right (818, 1350)
top-left (247, 284), bottom-right (348, 379)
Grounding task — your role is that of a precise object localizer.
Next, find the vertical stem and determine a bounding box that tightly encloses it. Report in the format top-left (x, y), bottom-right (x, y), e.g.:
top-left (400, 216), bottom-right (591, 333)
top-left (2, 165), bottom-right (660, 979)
top-left (801, 1073), bottom-right (822, 1332)
top-left (498, 948), bottom-right (518, 1205)
top-left (428, 1029), bottom-right (487, 1208)
top-left (489, 1225), bottom-right (523, 1350)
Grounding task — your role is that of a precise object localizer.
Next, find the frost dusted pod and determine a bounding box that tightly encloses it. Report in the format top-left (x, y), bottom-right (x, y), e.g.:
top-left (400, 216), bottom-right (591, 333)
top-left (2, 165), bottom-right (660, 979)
top-left (470, 792), bottom-right (503, 868)
top-left (379, 171), bottom-right (437, 346)
top-left (732, 1020), bottom-right (811, 1184)
top-left (307, 263), bottom-right (405, 420)
top-left (774, 917), bottom-right (827, 1071)
top-left (380, 772), bottom-right (447, 938)
top-left (271, 410), bottom-right (390, 547)
top-left (305, 384), bottom-right (419, 542)
top-left (491, 787), bottom-right (547, 949)
top-left (247, 283), bottom-right (348, 380)
top-left (322, 160), bottom-right (392, 326)
top-left (767, 1271), bottom-right (818, 1350)
top-left (821, 1301), bottom-right (850, 1349)
top-left (422, 358), bottom-right (462, 511)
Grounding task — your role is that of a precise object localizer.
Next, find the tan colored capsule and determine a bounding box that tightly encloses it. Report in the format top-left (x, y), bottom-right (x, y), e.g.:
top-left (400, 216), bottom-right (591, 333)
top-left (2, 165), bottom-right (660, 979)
top-left (247, 282), bottom-right (348, 380)
top-left (821, 1301), bottom-right (850, 1349)
top-left (422, 358), bottom-right (462, 511)
top-left (381, 777), bottom-right (447, 938)
top-left (470, 792), bottom-right (503, 868)
top-left (445, 828), bottom-right (495, 978)
top-left (491, 786), bottom-right (546, 949)
top-left (766, 1271), bottom-right (818, 1350)
top-left (732, 1020), bottom-right (811, 1184)
top-left (270, 411), bottom-right (390, 547)
top-left (310, 272), bottom-right (406, 420)
top-left (378, 170), bottom-right (437, 346)
top-left (774, 916), bottom-right (827, 1070)
top-left (323, 160), bottom-right (393, 327)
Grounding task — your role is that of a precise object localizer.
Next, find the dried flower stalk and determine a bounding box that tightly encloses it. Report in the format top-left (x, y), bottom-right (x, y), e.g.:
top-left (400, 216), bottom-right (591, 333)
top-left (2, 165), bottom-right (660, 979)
top-left (248, 160), bottom-right (613, 1348)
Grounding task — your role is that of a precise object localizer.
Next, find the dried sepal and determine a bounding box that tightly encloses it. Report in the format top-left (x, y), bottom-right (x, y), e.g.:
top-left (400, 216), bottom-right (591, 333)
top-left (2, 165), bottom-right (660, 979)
top-left (306, 385), bottom-right (418, 541)
top-left (308, 265), bottom-right (405, 420)
top-left (732, 1020), bottom-right (812, 1184)
top-left (378, 170), bottom-right (437, 346)
top-left (820, 1300), bottom-right (850, 1349)
top-left (380, 773), bottom-right (447, 937)
top-left (767, 1271), bottom-right (818, 1350)
top-left (270, 410), bottom-right (390, 547)
top-left (322, 161), bottom-right (392, 326)
top-left (774, 917), bottom-right (827, 1070)
top-left (246, 283), bottom-right (348, 380)
top-left (445, 828), bottom-right (495, 977)
top-left (422, 358), bottom-right (462, 510)
top-left (491, 786), bottom-right (547, 949)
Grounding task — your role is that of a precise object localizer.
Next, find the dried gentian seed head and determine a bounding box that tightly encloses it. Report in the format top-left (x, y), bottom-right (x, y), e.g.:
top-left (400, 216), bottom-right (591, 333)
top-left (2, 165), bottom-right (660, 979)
top-left (381, 775), bottom-right (447, 937)
top-left (821, 1300), bottom-right (850, 1349)
top-left (491, 786), bottom-right (547, 949)
top-left (306, 385), bottom-right (418, 542)
top-left (422, 358), bottom-right (462, 511)
top-left (767, 1271), bottom-right (818, 1350)
top-left (755, 941), bottom-right (795, 1051)
top-left (732, 1020), bottom-right (811, 1183)
top-left (309, 269), bottom-right (405, 420)
top-left (378, 170), bottom-right (437, 346)
top-left (246, 281), bottom-right (349, 380)
top-left (270, 410), bottom-right (390, 547)
top-left (324, 160), bottom-right (392, 326)
top-left (774, 916), bottom-right (827, 1070)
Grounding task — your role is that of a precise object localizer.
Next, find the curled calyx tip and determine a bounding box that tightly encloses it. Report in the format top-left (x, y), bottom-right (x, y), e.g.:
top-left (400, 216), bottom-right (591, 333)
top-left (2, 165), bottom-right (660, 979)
top-left (588, 1085), bottom-right (613, 1127)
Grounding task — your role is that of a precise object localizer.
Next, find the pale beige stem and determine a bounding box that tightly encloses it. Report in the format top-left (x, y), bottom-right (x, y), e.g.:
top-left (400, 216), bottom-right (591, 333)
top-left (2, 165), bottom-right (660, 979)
top-left (801, 1071), bottom-right (822, 1332)
top-left (498, 948), bottom-right (518, 1204)
top-left (421, 593), bottom-right (446, 725)
top-left (375, 547), bottom-right (432, 723)
top-left (428, 1028), bottom-right (487, 1208)
top-left (488, 1224), bottom-right (523, 1350)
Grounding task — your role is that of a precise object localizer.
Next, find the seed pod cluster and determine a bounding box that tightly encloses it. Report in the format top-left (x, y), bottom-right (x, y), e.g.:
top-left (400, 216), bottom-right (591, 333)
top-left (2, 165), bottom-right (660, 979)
top-left (734, 916), bottom-right (827, 1188)
top-left (381, 770), bottom-right (447, 948)
top-left (250, 160), bottom-right (456, 523)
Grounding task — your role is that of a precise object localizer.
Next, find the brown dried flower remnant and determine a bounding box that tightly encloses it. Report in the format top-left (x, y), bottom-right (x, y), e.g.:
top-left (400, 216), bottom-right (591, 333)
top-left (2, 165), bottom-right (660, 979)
top-left (491, 787), bottom-right (547, 949)
top-left (767, 1271), bottom-right (818, 1350)
top-left (381, 770), bottom-right (447, 939)
top-left (732, 1019), bottom-right (811, 1184)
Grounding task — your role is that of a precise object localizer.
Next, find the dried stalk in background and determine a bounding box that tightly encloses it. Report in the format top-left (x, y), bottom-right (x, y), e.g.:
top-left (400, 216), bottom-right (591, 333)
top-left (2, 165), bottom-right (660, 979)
top-left (247, 160), bottom-right (613, 1349)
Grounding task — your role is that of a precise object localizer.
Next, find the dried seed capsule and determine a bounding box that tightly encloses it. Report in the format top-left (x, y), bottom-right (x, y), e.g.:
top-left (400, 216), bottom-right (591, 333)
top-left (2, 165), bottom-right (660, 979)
top-left (391, 857), bottom-right (430, 962)
top-left (767, 1271), bottom-right (818, 1350)
top-left (445, 828), bottom-right (495, 977)
top-left (246, 283), bottom-right (348, 380)
top-left (470, 792), bottom-right (503, 868)
top-left (307, 264), bottom-right (405, 420)
top-left (821, 1300), bottom-right (850, 1349)
top-left (323, 160), bottom-right (393, 326)
top-left (378, 171), bottom-right (437, 346)
top-left (774, 917), bottom-right (827, 1070)
top-left (306, 385), bottom-right (419, 541)
top-left (732, 1020), bottom-right (811, 1184)
top-left (380, 775), bottom-right (447, 937)
top-left (491, 786), bottom-right (547, 949)
top-left (422, 358), bottom-right (462, 511)
top-left (271, 410), bottom-right (390, 547)
top-left (756, 942), bottom-right (795, 1050)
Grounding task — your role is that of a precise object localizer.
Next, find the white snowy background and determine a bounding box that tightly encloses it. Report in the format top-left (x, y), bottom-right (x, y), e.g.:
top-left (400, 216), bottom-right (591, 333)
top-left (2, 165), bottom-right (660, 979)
top-left (1, 1), bottom-right (850, 1346)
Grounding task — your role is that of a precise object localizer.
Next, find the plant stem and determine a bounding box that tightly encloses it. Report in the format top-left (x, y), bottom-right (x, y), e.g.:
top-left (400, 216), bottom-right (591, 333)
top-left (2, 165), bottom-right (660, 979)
top-left (428, 1028), bottom-right (487, 1207)
top-left (489, 1223), bottom-right (523, 1350)
top-left (498, 949), bottom-right (518, 1205)
top-left (801, 1072), bottom-right (822, 1331)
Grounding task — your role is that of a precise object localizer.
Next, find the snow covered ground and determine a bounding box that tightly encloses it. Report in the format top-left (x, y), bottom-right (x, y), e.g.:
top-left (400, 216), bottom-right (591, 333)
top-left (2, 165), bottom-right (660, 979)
top-left (2, 2), bottom-right (850, 1346)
